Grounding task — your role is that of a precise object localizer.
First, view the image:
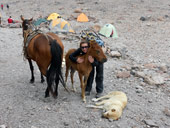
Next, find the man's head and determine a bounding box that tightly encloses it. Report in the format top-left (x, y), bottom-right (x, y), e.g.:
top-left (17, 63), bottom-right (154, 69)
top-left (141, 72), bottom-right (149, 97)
top-left (80, 41), bottom-right (89, 53)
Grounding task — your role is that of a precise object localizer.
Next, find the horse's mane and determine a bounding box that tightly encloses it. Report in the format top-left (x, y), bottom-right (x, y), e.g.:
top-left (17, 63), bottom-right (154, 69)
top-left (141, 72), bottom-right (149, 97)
top-left (22, 29), bottom-right (43, 59)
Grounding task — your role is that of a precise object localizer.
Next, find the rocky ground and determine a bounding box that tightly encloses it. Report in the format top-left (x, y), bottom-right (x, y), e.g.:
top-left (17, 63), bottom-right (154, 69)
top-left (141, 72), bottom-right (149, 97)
top-left (0, 0), bottom-right (170, 128)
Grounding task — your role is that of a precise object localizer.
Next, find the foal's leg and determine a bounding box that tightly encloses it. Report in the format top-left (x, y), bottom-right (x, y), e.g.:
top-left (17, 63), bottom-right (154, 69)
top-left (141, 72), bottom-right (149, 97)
top-left (78, 73), bottom-right (86, 103)
top-left (70, 68), bottom-right (76, 92)
top-left (65, 65), bottom-right (69, 83)
top-left (28, 59), bottom-right (34, 83)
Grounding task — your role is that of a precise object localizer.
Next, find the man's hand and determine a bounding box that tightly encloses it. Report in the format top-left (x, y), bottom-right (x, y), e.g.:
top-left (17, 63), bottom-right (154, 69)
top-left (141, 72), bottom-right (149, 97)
top-left (77, 57), bottom-right (84, 63)
top-left (88, 56), bottom-right (94, 63)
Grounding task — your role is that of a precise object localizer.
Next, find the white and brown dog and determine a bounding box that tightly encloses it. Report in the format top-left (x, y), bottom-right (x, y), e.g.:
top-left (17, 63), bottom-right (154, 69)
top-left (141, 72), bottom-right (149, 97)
top-left (86, 91), bottom-right (128, 120)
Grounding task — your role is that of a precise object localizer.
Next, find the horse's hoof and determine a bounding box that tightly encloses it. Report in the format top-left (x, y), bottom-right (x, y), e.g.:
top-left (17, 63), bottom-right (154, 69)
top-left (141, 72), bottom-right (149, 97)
top-left (45, 94), bottom-right (49, 98)
top-left (54, 96), bottom-right (58, 99)
top-left (29, 79), bottom-right (34, 83)
top-left (53, 94), bottom-right (58, 99)
top-left (83, 98), bottom-right (86, 103)
top-left (41, 79), bottom-right (45, 83)
top-left (72, 88), bottom-right (77, 92)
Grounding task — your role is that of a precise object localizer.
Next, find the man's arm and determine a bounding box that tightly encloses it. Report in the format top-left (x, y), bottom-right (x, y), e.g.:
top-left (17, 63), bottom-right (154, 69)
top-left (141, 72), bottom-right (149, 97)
top-left (88, 56), bottom-right (99, 66)
top-left (69, 48), bottom-right (82, 63)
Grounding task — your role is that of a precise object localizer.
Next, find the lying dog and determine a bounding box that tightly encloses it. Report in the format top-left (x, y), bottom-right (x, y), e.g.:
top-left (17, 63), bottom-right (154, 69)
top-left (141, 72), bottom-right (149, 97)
top-left (86, 91), bottom-right (127, 120)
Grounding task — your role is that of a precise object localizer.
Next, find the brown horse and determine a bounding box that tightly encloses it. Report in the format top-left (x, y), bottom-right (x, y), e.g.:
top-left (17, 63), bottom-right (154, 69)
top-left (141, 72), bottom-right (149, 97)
top-left (65, 40), bottom-right (107, 102)
top-left (21, 16), bottom-right (67, 98)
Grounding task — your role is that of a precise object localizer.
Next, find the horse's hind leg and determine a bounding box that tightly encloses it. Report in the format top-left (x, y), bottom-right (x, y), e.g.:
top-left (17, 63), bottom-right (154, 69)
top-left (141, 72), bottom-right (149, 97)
top-left (45, 70), bottom-right (50, 98)
top-left (28, 59), bottom-right (34, 83)
top-left (45, 87), bottom-right (49, 98)
top-left (40, 73), bottom-right (45, 83)
top-left (70, 68), bottom-right (76, 92)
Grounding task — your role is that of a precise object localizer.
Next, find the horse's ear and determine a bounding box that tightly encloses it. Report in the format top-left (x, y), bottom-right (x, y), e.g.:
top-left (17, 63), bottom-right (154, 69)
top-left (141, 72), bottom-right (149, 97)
top-left (89, 41), bottom-right (92, 46)
top-left (90, 40), bottom-right (96, 44)
top-left (29, 17), bottom-right (33, 22)
top-left (21, 15), bottom-right (24, 21)
top-left (89, 40), bottom-right (95, 47)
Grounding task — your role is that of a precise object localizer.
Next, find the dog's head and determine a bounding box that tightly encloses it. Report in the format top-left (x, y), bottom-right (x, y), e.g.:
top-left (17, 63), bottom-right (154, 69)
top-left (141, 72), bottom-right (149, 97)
top-left (102, 107), bottom-right (122, 120)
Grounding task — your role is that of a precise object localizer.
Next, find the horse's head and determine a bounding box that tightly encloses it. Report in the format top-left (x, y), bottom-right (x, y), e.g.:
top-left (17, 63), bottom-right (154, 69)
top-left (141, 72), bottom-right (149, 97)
top-left (88, 40), bottom-right (107, 63)
top-left (21, 15), bottom-right (33, 31)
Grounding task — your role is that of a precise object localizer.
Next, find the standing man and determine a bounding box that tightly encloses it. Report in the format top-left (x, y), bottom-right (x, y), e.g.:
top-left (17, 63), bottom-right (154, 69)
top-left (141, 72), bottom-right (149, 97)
top-left (69, 38), bottom-right (106, 98)
top-left (6, 4), bottom-right (9, 10)
top-left (1, 4), bottom-right (3, 10)
top-left (0, 13), bottom-right (1, 25)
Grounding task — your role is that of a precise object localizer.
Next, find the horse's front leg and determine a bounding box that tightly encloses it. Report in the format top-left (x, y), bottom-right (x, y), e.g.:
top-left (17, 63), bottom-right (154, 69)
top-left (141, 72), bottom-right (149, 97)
top-left (28, 58), bottom-right (34, 83)
top-left (78, 73), bottom-right (86, 103)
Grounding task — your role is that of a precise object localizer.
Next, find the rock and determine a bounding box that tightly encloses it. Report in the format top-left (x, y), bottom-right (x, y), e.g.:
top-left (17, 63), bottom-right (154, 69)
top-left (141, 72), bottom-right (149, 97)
top-left (158, 65), bottom-right (168, 73)
top-left (31, 126), bottom-right (38, 128)
top-left (134, 71), bottom-right (145, 78)
top-left (109, 51), bottom-right (121, 58)
top-left (140, 16), bottom-right (146, 21)
top-left (144, 76), bottom-right (156, 85)
top-left (92, 25), bottom-right (101, 32)
top-left (141, 73), bottom-right (165, 85)
top-left (116, 71), bottom-right (131, 78)
top-left (102, 46), bottom-right (107, 53)
top-left (164, 14), bottom-right (169, 18)
top-left (8, 23), bottom-right (22, 28)
top-left (135, 85), bottom-right (143, 93)
top-left (163, 108), bottom-right (170, 117)
top-left (0, 125), bottom-right (6, 128)
top-left (148, 99), bottom-right (152, 103)
top-left (144, 63), bottom-right (157, 69)
top-left (157, 16), bottom-right (164, 21)
top-left (131, 64), bottom-right (142, 71)
top-left (135, 85), bottom-right (143, 90)
top-left (119, 47), bottom-right (128, 59)
top-left (140, 16), bottom-right (151, 21)
top-left (143, 119), bottom-right (158, 127)
top-left (44, 106), bottom-right (51, 111)
top-left (151, 74), bottom-right (165, 85)
top-left (74, 9), bottom-right (82, 13)
top-left (122, 65), bottom-right (131, 71)
top-left (63, 122), bottom-right (69, 126)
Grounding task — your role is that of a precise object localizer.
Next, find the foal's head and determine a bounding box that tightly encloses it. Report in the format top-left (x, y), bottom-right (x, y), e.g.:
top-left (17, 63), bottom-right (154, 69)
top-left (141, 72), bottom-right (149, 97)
top-left (88, 40), bottom-right (107, 63)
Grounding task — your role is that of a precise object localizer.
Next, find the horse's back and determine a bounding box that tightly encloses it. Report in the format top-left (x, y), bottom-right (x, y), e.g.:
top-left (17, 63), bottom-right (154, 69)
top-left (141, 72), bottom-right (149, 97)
top-left (28, 34), bottom-right (51, 60)
top-left (65, 49), bottom-right (76, 59)
top-left (65, 49), bottom-right (77, 69)
top-left (47, 32), bottom-right (64, 50)
top-left (65, 49), bottom-right (76, 63)
top-left (27, 32), bottom-right (64, 76)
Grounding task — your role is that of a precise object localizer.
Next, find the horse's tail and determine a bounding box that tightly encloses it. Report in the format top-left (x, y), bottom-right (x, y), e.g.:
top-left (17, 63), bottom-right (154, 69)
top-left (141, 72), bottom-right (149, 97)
top-left (46, 40), bottom-right (68, 98)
